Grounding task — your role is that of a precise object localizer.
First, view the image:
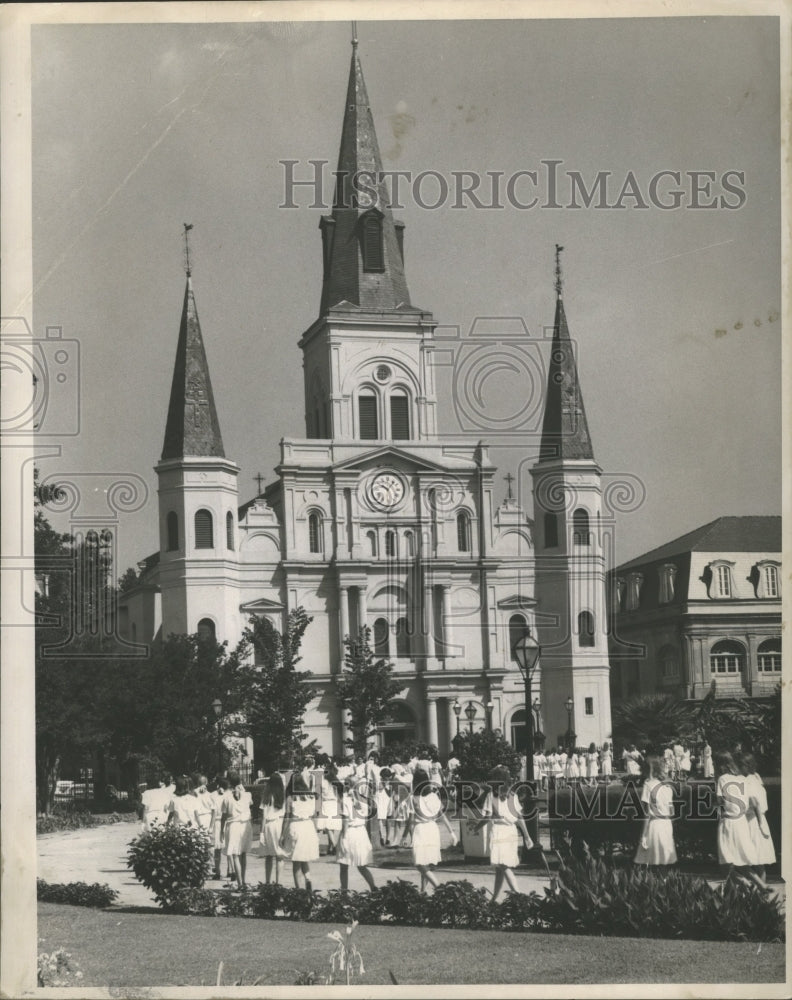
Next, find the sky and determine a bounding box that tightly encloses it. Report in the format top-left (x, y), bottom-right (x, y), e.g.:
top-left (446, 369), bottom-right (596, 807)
top-left (29, 14), bottom-right (782, 576)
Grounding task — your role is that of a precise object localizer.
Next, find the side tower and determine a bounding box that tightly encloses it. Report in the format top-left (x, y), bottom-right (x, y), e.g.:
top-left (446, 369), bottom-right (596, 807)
top-left (530, 249), bottom-right (612, 749)
top-left (155, 249), bottom-right (240, 642)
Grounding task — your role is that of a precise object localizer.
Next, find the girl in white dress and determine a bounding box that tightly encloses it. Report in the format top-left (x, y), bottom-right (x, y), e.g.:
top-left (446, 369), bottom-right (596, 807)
top-left (387, 762), bottom-right (413, 848)
top-left (565, 748), bottom-right (579, 784)
top-left (375, 768), bottom-right (394, 845)
top-left (600, 743), bottom-right (613, 783)
top-left (280, 772), bottom-right (320, 892)
top-left (624, 745), bottom-right (642, 780)
top-left (702, 743), bottom-right (714, 779)
top-left (476, 766), bottom-right (533, 901)
top-left (222, 775), bottom-right (253, 891)
top-left (535, 750), bottom-right (548, 791)
top-left (167, 776), bottom-right (201, 827)
top-left (337, 776), bottom-right (377, 891)
top-left (585, 744), bottom-right (600, 787)
top-left (192, 774), bottom-right (215, 832)
top-left (210, 778), bottom-right (229, 880)
top-left (714, 751), bottom-right (764, 889)
top-left (738, 752), bottom-right (775, 883)
top-left (316, 772), bottom-right (342, 855)
top-left (259, 773), bottom-right (287, 884)
top-left (410, 769), bottom-right (457, 893)
top-left (634, 755), bottom-right (677, 866)
top-left (679, 748), bottom-right (692, 782)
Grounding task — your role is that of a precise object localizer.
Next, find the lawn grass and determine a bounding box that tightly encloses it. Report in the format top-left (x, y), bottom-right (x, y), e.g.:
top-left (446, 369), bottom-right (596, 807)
top-left (38, 903), bottom-right (784, 987)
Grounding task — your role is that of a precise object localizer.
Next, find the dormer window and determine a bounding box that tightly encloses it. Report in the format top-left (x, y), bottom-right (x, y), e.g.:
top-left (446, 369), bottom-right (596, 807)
top-left (361, 212), bottom-right (384, 272)
top-left (625, 572), bottom-right (643, 611)
top-left (754, 561), bottom-right (780, 599)
top-left (658, 563), bottom-right (677, 605)
top-left (706, 560), bottom-right (734, 599)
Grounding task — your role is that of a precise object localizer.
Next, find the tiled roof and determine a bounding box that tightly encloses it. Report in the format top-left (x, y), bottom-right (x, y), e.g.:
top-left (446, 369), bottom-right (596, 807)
top-left (616, 516), bottom-right (781, 571)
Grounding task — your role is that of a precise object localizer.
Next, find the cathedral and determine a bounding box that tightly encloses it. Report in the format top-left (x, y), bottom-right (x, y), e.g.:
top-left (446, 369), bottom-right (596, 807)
top-left (120, 39), bottom-right (612, 760)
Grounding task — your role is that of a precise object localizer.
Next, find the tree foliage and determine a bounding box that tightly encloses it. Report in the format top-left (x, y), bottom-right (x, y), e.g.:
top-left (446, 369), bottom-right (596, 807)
top-left (695, 685), bottom-right (781, 774)
top-left (453, 729), bottom-right (522, 782)
top-left (612, 693), bottom-right (697, 752)
top-left (236, 608), bottom-right (316, 773)
top-left (336, 627), bottom-right (403, 758)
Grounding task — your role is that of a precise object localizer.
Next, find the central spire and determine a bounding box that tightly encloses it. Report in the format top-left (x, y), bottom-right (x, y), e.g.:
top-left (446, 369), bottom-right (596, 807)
top-left (319, 36), bottom-right (413, 314)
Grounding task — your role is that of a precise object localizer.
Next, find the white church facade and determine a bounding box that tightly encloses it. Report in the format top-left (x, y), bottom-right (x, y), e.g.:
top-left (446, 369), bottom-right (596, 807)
top-left (119, 40), bottom-right (612, 761)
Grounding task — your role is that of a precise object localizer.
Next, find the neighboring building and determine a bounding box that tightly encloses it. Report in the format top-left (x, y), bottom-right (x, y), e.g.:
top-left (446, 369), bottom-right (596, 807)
top-left (608, 516), bottom-right (782, 703)
top-left (120, 40), bottom-right (613, 758)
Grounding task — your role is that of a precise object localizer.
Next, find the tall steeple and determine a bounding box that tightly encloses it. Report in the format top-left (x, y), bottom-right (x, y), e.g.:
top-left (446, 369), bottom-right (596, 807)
top-left (538, 246), bottom-right (594, 462)
top-left (319, 34), bottom-right (413, 314)
top-left (161, 274), bottom-right (225, 461)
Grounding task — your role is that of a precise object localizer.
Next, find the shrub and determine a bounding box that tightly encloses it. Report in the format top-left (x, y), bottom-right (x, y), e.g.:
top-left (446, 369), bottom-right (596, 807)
top-left (375, 879), bottom-right (429, 926)
top-left (217, 888), bottom-right (254, 918)
top-left (248, 882), bottom-right (288, 919)
top-left (311, 889), bottom-right (363, 924)
top-left (126, 823), bottom-right (212, 911)
top-left (540, 849), bottom-right (785, 943)
top-left (37, 809), bottom-right (126, 835)
top-left (454, 730), bottom-right (521, 783)
top-left (496, 889), bottom-right (544, 931)
top-left (281, 888), bottom-right (318, 921)
top-left (36, 879), bottom-right (118, 908)
top-left (425, 879), bottom-right (494, 929)
top-left (169, 887), bottom-right (219, 916)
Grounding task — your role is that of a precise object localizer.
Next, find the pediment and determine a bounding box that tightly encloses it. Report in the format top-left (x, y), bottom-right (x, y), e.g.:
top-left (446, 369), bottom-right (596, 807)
top-left (497, 595), bottom-right (537, 610)
top-left (239, 597), bottom-right (285, 613)
top-left (332, 446), bottom-right (456, 475)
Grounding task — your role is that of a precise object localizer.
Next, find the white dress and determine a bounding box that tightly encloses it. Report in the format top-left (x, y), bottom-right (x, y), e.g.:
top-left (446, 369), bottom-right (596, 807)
top-left (535, 754), bottom-right (547, 780)
top-left (586, 752), bottom-right (599, 779)
top-left (565, 753), bottom-right (579, 779)
top-left (601, 749), bottom-right (613, 777)
top-left (316, 779), bottom-right (342, 832)
top-left (168, 793), bottom-right (200, 827)
top-left (411, 791), bottom-right (443, 866)
top-left (483, 791), bottom-right (529, 868)
top-left (625, 751), bottom-right (642, 776)
top-left (336, 794), bottom-right (374, 867)
top-left (211, 790), bottom-right (226, 849)
top-left (680, 751), bottom-right (692, 775)
top-left (717, 774), bottom-right (756, 867)
top-left (259, 801), bottom-right (287, 857)
top-left (141, 786), bottom-right (170, 830)
top-left (634, 778), bottom-right (677, 865)
top-left (375, 781), bottom-right (392, 820)
top-left (284, 795), bottom-right (320, 862)
top-left (223, 789), bottom-right (253, 854)
top-left (702, 746), bottom-right (714, 779)
top-left (745, 773), bottom-right (775, 866)
top-left (194, 789), bottom-right (215, 830)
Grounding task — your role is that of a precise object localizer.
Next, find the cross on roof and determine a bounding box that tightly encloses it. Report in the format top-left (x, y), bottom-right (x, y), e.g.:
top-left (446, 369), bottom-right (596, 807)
top-left (254, 472), bottom-right (265, 495)
top-left (504, 472), bottom-right (515, 501)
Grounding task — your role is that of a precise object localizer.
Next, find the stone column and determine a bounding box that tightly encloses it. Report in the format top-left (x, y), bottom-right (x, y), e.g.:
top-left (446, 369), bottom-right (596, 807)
top-left (424, 585), bottom-right (435, 659)
top-left (426, 696), bottom-right (439, 746)
top-left (358, 586), bottom-right (368, 635)
top-left (442, 584), bottom-right (453, 656)
top-left (338, 587), bottom-right (349, 667)
top-left (446, 698), bottom-right (459, 752)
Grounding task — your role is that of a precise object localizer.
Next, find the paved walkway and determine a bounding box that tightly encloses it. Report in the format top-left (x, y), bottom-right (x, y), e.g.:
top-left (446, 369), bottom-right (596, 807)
top-left (38, 817), bottom-right (784, 909)
top-left (37, 818), bottom-right (555, 907)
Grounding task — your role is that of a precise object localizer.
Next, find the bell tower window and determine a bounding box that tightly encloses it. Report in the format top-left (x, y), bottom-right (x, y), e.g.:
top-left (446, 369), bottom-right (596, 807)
top-left (195, 509), bottom-right (213, 549)
top-left (361, 213), bottom-right (384, 272)
top-left (390, 391), bottom-right (410, 440)
top-left (358, 390), bottom-right (379, 440)
top-left (166, 511), bottom-right (179, 551)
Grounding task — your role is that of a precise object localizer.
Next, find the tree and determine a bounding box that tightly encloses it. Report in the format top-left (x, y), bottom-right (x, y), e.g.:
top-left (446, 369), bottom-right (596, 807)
top-left (695, 685), bottom-right (781, 774)
top-left (612, 693), bottom-right (696, 752)
top-left (236, 608), bottom-right (316, 773)
top-left (336, 626), bottom-right (403, 758)
top-left (454, 729), bottom-right (522, 783)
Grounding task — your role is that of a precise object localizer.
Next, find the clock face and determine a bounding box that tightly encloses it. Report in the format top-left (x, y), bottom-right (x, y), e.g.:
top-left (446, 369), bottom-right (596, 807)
top-left (370, 473), bottom-right (404, 509)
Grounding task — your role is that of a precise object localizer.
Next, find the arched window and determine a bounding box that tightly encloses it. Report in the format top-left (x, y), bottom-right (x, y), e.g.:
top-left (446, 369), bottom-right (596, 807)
top-left (457, 511), bottom-right (471, 552)
top-left (308, 512), bottom-right (321, 554)
top-left (389, 389), bottom-right (410, 440)
top-left (710, 639), bottom-right (745, 675)
top-left (395, 617), bottom-right (410, 657)
top-left (166, 511), bottom-right (179, 551)
top-left (758, 638), bottom-right (781, 673)
top-left (366, 530), bottom-right (378, 558)
top-left (572, 508), bottom-right (590, 546)
top-left (385, 530), bottom-right (396, 557)
top-left (379, 701), bottom-right (416, 747)
top-left (373, 617), bottom-right (390, 658)
top-left (358, 388), bottom-right (378, 440)
top-left (544, 511), bottom-right (558, 548)
top-left (658, 563), bottom-right (677, 604)
top-left (404, 531), bottom-right (414, 558)
top-left (509, 709), bottom-right (529, 754)
top-left (577, 611), bottom-right (595, 647)
top-left (195, 509), bottom-right (213, 549)
top-left (197, 617), bottom-right (216, 642)
top-left (361, 213), bottom-right (384, 272)
top-left (509, 613), bottom-right (528, 660)
top-left (226, 511), bottom-right (235, 550)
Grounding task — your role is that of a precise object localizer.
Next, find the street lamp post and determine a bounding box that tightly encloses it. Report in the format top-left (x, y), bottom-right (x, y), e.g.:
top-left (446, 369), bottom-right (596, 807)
top-left (485, 700), bottom-right (494, 731)
top-left (464, 701), bottom-right (476, 734)
top-left (513, 632), bottom-right (542, 851)
top-left (212, 698), bottom-right (223, 776)
top-left (453, 699), bottom-right (461, 736)
top-left (565, 696), bottom-right (574, 750)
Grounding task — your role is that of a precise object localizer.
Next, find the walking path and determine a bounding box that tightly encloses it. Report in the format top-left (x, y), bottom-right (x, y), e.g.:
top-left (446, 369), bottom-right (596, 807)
top-left (38, 817), bottom-right (784, 910)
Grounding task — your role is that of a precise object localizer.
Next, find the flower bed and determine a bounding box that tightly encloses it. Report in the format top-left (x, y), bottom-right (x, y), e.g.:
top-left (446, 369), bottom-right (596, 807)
top-left (37, 879), bottom-right (119, 908)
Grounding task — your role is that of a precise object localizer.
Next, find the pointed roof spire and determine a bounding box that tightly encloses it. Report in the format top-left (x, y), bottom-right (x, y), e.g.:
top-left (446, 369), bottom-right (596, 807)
top-left (161, 255), bottom-right (225, 461)
top-left (319, 34), bottom-right (414, 314)
top-left (538, 248), bottom-right (595, 462)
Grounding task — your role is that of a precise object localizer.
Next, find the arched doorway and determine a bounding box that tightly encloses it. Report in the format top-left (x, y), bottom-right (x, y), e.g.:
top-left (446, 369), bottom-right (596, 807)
top-left (509, 709), bottom-right (528, 753)
top-left (378, 702), bottom-right (416, 748)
